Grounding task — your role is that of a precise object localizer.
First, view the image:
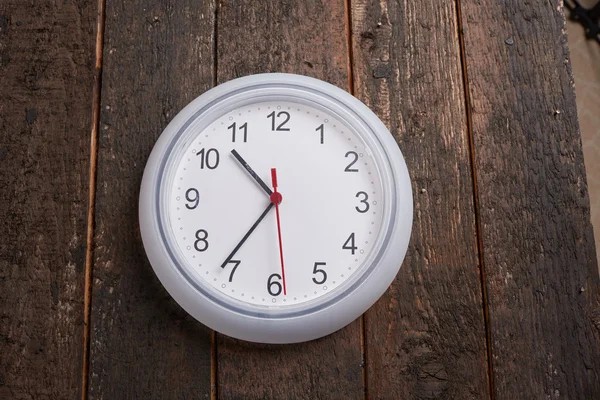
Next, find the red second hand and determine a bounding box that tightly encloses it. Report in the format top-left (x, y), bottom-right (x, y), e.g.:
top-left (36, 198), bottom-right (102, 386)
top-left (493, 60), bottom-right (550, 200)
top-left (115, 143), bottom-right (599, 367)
top-left (270, 168), bottom-right (287, 295)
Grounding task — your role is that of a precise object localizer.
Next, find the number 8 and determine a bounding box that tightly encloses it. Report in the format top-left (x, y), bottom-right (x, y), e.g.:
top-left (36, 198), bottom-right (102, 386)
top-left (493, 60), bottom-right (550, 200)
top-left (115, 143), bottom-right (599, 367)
top-left (194, 229), bottom-right (209, 252)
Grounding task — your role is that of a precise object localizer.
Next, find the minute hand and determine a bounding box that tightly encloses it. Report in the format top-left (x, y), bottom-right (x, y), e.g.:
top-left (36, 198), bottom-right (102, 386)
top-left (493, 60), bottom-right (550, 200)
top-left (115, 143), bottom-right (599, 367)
top-left (220, 202), bottom-right (274, 269)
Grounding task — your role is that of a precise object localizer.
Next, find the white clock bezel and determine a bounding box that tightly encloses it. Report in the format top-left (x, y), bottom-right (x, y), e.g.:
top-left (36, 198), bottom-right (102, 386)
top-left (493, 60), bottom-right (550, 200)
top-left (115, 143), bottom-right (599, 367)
top-left (139, 73), bottom-right (412, 343)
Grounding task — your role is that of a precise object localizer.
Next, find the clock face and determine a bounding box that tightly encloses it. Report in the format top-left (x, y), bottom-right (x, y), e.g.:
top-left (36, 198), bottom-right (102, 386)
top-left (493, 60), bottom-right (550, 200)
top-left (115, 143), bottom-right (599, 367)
top-left (140, 73), bottom-right (412, 343)
top-left (168, 101), bottom-right (384, 307)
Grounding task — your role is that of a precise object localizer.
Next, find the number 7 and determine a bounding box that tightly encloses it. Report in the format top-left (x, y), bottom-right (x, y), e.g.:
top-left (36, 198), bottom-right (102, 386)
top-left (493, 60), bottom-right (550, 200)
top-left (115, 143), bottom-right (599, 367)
top-left (222, 259), bottom-right (241, 282)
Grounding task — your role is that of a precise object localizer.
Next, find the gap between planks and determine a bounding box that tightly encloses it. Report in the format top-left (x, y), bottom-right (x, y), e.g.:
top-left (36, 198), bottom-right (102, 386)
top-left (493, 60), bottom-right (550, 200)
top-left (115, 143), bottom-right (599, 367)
top-left (211, 329), bottom-right (218, 400)
top-left (210, 2), bottom-right (219, 400)
top-left (81, 0), bottom-right (107, 399)
top-left (344, 1), bottom-right (367, 399)
top-left (454, 1), bottom-right (495, 399)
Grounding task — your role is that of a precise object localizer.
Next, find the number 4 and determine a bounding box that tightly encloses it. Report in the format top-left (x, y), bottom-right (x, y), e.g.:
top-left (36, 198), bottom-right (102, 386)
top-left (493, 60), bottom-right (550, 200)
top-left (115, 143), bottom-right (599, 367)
top-left (342, 233), bottom-right (357, 255)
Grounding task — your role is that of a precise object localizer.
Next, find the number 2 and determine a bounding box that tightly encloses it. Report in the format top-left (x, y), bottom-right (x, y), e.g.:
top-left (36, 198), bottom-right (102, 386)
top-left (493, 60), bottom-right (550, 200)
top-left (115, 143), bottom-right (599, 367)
top-left (344, 151), bottom-right (358, 172)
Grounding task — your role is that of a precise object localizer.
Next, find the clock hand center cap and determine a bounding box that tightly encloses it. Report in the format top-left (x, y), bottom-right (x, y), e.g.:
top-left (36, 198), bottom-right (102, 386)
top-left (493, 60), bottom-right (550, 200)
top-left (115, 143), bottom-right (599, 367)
top-left (270, 192), bottom-right (283, 205)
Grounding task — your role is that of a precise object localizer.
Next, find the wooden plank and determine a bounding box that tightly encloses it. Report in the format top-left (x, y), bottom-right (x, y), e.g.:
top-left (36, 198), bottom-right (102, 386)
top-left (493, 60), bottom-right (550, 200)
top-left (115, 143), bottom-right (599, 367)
top-left (351, 1), bottom-right (491, 398)
top-left (0, 1), bottom-right (95, 399)
top-left (459, 1), bottom-right (600, 398)
top-left (215, 2), bottom-right (363, 399)
top-left (88, 1), bottom-right (215, 398)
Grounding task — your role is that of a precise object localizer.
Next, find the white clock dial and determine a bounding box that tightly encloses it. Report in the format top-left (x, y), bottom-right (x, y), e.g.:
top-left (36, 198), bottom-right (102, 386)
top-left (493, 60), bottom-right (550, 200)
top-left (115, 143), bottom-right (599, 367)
top-left (140, 74), bottom-right (412, 343)
top-left (169, 101), bottom-right (383, 307)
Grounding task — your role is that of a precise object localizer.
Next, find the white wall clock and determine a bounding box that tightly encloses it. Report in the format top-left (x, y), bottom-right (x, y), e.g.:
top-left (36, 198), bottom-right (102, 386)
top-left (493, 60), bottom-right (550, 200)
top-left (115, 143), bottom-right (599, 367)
top-left (139, 73), bottom-right (412, 343)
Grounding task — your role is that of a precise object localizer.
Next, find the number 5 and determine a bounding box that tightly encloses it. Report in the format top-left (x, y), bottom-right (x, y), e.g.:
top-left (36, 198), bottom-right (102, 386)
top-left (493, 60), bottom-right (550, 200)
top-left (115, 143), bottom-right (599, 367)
top-left (312, 262), bottom-right (327, 284)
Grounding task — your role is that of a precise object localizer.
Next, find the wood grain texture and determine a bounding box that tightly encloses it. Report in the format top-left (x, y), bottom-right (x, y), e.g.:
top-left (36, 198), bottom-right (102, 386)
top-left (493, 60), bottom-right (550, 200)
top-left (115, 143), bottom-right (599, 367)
top-left (351, 1), bottom-right (490, 398)
top-left (0, 1), bottom-right (95, 399)
top-left (215, 1), bottom-right (363, 399)
top-left (459, 1), bottom-right (600, 398)
top-left (88, 1), bottom-right (215, 398)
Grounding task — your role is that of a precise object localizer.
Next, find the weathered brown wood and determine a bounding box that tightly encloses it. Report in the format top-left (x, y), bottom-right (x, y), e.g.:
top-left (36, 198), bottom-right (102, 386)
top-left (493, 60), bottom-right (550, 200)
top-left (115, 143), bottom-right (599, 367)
top-left (0, 1), bottom-right (95, 399)
top-left (215, 2), bottom-right (363, 399)
top-left (459, 1), bottom-right (600, 398)
top-left (88, 1), bottom-right (215, 398)
top-left (351, 1), bottom-right (491, 398)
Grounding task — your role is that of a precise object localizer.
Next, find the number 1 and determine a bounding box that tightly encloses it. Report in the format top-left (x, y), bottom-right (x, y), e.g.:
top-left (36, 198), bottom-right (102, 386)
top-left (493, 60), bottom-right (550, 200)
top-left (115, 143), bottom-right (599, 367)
top-left (316, 124), bottom-right (324, 144)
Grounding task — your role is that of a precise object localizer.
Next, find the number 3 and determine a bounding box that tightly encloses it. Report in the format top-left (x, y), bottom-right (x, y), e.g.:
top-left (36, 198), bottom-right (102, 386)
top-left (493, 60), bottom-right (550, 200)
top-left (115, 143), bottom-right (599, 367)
top-left (355, 191), bottom-right (369, 213)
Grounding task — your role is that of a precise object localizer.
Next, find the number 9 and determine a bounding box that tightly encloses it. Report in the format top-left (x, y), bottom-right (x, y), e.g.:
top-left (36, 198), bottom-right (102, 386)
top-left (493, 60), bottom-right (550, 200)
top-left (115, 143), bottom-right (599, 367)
top-left (185, 188), bottom-right (199, 209)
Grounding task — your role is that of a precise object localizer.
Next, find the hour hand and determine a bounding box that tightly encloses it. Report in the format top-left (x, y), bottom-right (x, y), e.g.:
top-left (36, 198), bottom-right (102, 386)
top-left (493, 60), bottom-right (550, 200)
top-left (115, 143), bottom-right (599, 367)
top-left (231, 149), bottom-right (273, 196)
